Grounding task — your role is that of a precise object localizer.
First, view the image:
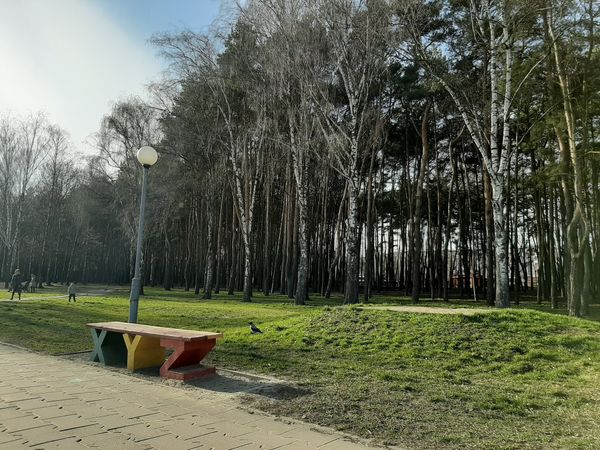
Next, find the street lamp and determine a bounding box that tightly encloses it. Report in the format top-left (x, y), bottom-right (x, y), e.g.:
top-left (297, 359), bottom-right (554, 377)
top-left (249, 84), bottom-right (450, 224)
top-left (128, 146), bottom-right (158, 323)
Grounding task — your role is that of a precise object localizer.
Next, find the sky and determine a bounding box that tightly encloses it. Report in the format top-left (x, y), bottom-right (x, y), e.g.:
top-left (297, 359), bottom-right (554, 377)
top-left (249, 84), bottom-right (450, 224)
top-left (0, 0), bottom-right (222, 154)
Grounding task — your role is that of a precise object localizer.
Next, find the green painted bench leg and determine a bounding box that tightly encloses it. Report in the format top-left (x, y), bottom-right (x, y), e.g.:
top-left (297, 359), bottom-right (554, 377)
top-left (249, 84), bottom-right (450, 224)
top-left (90, 329), bottom-right (127, 366)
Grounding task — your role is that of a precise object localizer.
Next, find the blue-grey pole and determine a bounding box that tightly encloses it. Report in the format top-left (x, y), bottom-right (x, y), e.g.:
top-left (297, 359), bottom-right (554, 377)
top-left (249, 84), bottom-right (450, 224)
top-left (128, 165), bottom-right (150, 323)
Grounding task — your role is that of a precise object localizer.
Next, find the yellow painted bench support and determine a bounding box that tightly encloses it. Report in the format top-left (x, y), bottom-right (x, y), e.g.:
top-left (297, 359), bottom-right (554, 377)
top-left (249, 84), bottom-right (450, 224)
top-left (122, 334), bottom-right (166, 371)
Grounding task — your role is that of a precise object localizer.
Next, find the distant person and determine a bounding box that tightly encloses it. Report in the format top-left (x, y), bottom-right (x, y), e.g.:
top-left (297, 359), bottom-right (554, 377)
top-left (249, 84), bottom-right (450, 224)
top-left (29, 274), bottom-right (36, 293)
top-left (68, 282), bottom-right (77, 302)
top-left (10, 269), bottom-right (23, 300)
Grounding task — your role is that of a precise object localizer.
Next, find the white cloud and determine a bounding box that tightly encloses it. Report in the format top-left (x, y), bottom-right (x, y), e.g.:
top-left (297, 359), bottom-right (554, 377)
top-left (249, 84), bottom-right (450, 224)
top-left (0, 0), bottom-right (163, 153)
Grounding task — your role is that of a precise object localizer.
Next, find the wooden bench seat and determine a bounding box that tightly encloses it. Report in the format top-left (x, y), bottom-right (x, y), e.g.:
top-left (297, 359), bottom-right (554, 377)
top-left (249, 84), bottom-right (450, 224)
top-left (87, 321), bottom-right (223, 381)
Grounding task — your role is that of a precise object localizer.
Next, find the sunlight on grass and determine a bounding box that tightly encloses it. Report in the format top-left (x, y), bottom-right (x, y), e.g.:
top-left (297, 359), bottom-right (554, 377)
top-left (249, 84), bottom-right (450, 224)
top-left (0, 286), bottom-right (598, 449)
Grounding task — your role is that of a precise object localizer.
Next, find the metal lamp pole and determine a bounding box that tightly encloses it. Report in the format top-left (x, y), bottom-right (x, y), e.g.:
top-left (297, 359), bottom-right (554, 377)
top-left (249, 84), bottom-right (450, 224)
top-left (128, 146), bottom-right (158, 323)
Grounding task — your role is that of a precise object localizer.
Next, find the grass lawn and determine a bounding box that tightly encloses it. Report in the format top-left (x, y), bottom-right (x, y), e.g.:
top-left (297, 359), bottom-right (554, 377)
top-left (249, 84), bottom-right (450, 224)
top-left (0, 286), bottom-right (598, 449)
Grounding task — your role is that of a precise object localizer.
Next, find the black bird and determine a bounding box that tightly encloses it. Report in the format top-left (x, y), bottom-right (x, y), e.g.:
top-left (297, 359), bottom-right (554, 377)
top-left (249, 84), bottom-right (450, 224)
top-left (249, 322), bottom-right (263, 334)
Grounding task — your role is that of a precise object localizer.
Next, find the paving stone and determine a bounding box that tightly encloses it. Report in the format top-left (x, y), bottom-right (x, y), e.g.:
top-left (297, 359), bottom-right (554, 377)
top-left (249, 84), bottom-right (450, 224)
top-left (13, 424), bottom-right (74, 447)
top-left (114, 423), bottom-right (172, 442)
top-left (76, 392), bottom-right (108, 402)
top-left (59, 424), bottom-right (107, 438)
top-left (87, 397), bottom-right (131, 411)
top-left (40, 391), bottom-right (78, 402)
top-left (188, 430), bottom-right (254, 449)
top-left (60, 403), bottom-right (119, 420)
top-left (5, 380), bottom-right (38, 389)
top-left (1, 415), bottom-right (49, 433)
top-left (36, 436), bottom-right (91, 449)
top-left (0, 439), bottom-right (29, 449)
top-left (279, 427), bottom-right (340, 447)
top-left (319, 438), bottom-right (374, 449)
top-left (1, 392), bottom-right (38, 403)
top-left (80, 431), bottom-right (149, 449)
top-left (22, 386), bottom-right (61, 395)
top-left (146, 404), bottom-right (197, 418)
top-left (239, 417), bottom-right (302, 436)
top-left (135, 412), bottom-right (174, 424)
top-left (137, 433), bottom-right (196, 450)
top-left (31, 406), bottom-right (75, 420)
top-left (13, 398), bottom-right (52, 411)
top-left (0, 407), bottom-right (28, 421)
top-left (114, 404), bottom-right (162, 420)
top-left (0, 430), bottom-right (23, 445)
top-left (235, 430), bottom-right (299, 449)
top-left (157, 421), bottom-right (220, 440)
top-left (44, 414), bottom-right (96, 431)
top-left (208, 420), bottom-right (261, 438)
top-left (94, 414), bottom-right (143, 431)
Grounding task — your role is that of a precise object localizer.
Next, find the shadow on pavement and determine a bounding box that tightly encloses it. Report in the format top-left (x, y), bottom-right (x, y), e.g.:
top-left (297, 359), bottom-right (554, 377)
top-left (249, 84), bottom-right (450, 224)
top-left (61, 350), bottom-right (310, 401)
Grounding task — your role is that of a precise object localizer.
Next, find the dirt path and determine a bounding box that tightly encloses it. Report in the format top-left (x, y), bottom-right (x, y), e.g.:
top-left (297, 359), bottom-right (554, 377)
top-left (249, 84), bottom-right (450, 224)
top-left (360, 305), bottom-right (495, 315)
top-left (1, 289), bottom-right (115, 302)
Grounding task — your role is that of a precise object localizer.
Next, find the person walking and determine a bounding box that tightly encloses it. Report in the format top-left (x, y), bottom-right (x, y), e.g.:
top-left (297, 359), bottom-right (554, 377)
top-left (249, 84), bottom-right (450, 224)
top-left (10, 269), bottom-right (23, 300)
top-left (68, 282), bottom-right (77, 302)
top-left (29, 274), bottom-right (36, 293)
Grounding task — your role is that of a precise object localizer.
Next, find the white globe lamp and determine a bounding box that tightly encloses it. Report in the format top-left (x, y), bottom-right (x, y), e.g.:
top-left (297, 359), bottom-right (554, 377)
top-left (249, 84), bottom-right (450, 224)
top-left (136, 146), bottom-right (158, 167)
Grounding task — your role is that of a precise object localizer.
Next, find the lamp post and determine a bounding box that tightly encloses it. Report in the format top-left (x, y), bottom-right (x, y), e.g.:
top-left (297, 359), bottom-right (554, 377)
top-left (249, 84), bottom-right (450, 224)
top-left (128, 146), bottom-right (158, 323)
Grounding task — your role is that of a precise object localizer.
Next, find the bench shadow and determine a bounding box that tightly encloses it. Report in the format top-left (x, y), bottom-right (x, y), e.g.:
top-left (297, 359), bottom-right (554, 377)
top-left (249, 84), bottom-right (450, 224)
top-left (66, 351), bottom-right (310, 401)
top-left (137, 365), bottom-right (310, 400)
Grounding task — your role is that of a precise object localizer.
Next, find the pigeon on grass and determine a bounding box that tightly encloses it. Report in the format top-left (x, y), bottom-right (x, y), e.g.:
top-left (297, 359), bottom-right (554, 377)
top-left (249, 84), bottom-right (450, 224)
top-left (249, 322), bottom-right (263, 334)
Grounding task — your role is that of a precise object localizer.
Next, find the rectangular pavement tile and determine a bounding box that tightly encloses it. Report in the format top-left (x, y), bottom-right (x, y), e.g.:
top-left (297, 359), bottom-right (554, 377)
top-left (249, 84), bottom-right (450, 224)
top-left (0, 407), bottom-right (29, 421)
top-left (0, 439), bottom-right (29, 449)
top-left (318, 438), bottom-right (374, 449)
top-left (14, 424), bottom-right (74, 447)
top-left (16, 385), bottom-right (57, 395)
top-left (39, 391), bottom-right (78, 402)
top-left (0, 430), bottom-right (23, 445)
top-left (87, 398), bottom-right (132, 411)
top-left (236, 430), bottom-right (300, 449)
top-left (114, 404), bottom-right (162, 420)
top-left (157, 421), bottom-right (221, 441)
top-left (1, 392), bottom-right (38, 403)
top-left (209, 420), bottom-right (261, 438)
top-left (94, 414), bottom-right (143, 431)
top-left (145, 404), bottom-right (197, 418)
top-left (188, 430), bottom-right (255, 449)
top-left (64, 406), bottom-right (119, 421)
top-left (36, 436), bottom-right (90, 449)
top-left (4, 380), bottom-right (38, 389)
top-left (80, 431), bottom-right (150, 449)
top-left (0, 386), bottom-right (19, 395)
top-left (135, 412), bottom-right (175, 424)
top-left (278, 427), bottom-right (340, 447)
top-left (31, 406), bottom-right (76, 420)
top-left (12, 397), bottom-right (51, 411)
top-left (243, 417), bottom-right (302, 436)
top-left (77, 391), bottom-right (110, 402)
top-left (114, 423), bottom-right (171, 442)
top-left (138, 433), bottom-right (197, 450)
top-left (1, 415), bottom-right (49, 433)
top-left (45, 414), bottom-right (96, 431)
top-left (60, 424), bottom-right (107, 438)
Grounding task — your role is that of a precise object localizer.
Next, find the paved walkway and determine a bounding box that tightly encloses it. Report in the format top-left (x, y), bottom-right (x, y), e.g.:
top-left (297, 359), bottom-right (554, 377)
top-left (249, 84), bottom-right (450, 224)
top-left (361, 305), bottom-right (494, 315)
top-left (0, 344), bottom-right (379, 449)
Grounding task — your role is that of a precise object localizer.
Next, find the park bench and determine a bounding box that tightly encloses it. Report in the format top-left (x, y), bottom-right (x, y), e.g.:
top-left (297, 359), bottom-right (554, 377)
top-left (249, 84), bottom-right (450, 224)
top-left (87, 321), bottom-right (223, 381)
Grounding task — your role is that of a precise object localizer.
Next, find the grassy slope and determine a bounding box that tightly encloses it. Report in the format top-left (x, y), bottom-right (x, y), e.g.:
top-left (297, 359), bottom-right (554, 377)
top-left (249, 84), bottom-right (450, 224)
top-left (0, 287), bottom-right (598, 449)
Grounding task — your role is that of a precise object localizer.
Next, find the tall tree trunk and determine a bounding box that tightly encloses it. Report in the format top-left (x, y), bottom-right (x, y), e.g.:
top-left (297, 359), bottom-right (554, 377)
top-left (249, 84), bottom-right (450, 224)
top-left (344, 181), bottom-right (360, 304)
top-left (411, 102), bottom-right (431, 303)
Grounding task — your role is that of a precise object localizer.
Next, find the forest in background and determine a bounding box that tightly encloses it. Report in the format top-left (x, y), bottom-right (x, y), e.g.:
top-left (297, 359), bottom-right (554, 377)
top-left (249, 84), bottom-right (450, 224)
top-left (0, 0), bottom-right (598, 316)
